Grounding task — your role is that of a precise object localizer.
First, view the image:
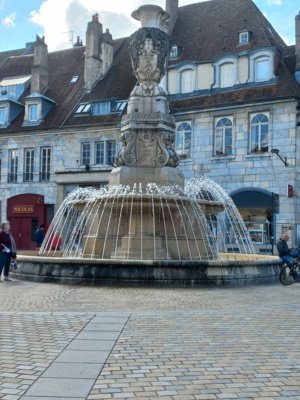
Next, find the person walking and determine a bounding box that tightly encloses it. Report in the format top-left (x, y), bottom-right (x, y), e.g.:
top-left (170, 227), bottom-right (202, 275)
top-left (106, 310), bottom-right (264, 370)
top-left (0, 221), bottom-right (17, 282)
top-left (35, 224), bottom-right (45, 249)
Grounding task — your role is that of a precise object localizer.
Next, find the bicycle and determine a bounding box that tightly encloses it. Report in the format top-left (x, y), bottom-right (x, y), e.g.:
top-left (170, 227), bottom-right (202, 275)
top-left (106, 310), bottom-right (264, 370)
top-left (279, 256), bottom-right (300, 285)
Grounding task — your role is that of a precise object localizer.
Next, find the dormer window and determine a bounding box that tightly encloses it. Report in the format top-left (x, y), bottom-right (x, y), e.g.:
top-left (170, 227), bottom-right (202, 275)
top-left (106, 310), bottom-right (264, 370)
top-left (170, 45), bottom-right (179, 58)
top-left (0, 106), bottom-right (6, 125)
top-left (111, 100), bottom-right (127, 113)
top-left (249, 50), bottom-right (275, 83)
top-left (70, 76), bottom-right (79, 84)
top-left (23, 93), bottom-right (55, 126)
top-left (0, 75), bottom-right (30, 101)
top-left (93, 101), bottom-right (110, 115)
top-left (170, 45), bottom-right (182, 59)
top-left (239, 31), bottom-right (251, 45)
top-left (28, 104), bottom-right (38, 122)
top-left (213, 56), bottom-right (238, 89)
top-left (75, 103), bottom-right (91, 114)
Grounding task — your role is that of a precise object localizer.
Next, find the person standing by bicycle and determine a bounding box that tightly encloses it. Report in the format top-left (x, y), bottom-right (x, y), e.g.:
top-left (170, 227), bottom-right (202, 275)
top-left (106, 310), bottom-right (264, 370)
top-left (276, 234), bottom-right (299, 280)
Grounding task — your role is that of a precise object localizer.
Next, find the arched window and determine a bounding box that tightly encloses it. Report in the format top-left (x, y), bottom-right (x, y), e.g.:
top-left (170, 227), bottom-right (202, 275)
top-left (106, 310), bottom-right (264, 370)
top-left (250, 113), bottom-right (269, 153)
top-left (175, 122), bottom-right (192, 158)
top-left (249, 51), bottom-right (274, 83)
top-left (220, 63), bottom-right (234, 88)
top-left (215, 117), bottom-right (233, 156)
top-left (181, 70), bottom-right (194, 93)
top-left (213, 56), bottom-right (238, 88)
top-left (255, 58), bottom-right (269, 82)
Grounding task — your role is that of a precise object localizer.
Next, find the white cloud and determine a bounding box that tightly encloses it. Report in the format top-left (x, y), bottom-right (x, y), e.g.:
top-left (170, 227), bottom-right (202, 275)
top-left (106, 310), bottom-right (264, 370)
top-left (27, 0), bottom-right (207, 51)
top-left (1, 12), bottom-right (16, 28)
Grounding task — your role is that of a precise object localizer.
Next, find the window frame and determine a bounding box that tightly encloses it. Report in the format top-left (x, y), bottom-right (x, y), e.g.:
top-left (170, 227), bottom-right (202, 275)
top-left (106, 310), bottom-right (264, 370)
top-left (249, 112), bottom-right (269, 153)
top-left (177, 65), bottom-right (196, 94)
top-left (249, 50), bottom-right (275, 83)
top-left (8, 149), bottom-right (18, 183)
top-left (40, 147), bottom-right (51, 181)
top-left (239, 31), bottom-right (249, 44)
top-left (92, 102), bottom-right (111, 115)
top-left (0, 105), bottom-right (7, 125)
top-left (95, 140), bottom-right (117, 165)
top-left (24, 148), bottom-right (34, 182)
top-left (81, 142), bottom-right (91, 166)
top-left (214, 117), bottom-right (233, 156)
top-left (214, 56), bottom-right (238, 88)
top-left (95, 141), bottom-right (105, 164)
top-left (175, 122), bottom-right (192, 159)
top-left (107, 140), bottom-right (116, 165)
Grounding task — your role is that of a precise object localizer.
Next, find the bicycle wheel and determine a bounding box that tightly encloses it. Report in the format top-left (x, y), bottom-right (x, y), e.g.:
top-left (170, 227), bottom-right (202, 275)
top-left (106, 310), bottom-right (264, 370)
top-left (279, 265), bottom-right (297, 285)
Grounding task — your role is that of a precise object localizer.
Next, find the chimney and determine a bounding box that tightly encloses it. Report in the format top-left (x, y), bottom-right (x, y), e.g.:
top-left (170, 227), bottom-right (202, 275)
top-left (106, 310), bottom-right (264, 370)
top-left (31, 36), bottom-right (48, 94)
top-left (101, 29), bottom-right (114, 75)
top-left (73, 36), bottom-right (83, 47)
top-left (84, 14), bottom-right (103, 90)
top-left (165, 0), bottom-right (178, 35)
top-left (296, 12), bottom-right (300, 74)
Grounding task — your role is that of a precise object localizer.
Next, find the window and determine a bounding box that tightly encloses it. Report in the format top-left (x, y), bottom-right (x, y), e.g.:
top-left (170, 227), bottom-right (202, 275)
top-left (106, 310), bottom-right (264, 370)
top-left (75, 103), bottom-right (91, 114)
top-left (107, 141), bottom-right (116, 165)
top-left (181, 70), bottom-right (194, 93)
top-left (28, 104), bottom-right (38, 122)
top-left (250, 113), bottom-right (269, 153)
top-left (0, 107), bottom-right (6, 124)
top-left (93, 102), bottom-right (110, 115)
top-left (95, 141), bottom-right (116, 165)
top-left (81, 143), bottom-right (91, 165)
top-left (170, 45), bottom-right (180, 58)
top-left (0, 75), bottom-right (31, 101)
top-left (214, 57), bottom-right (238, 88)
top-left (24, 148), bottom-right (34, 181)
top-left (111, 101), bottom-right (127, 113)
top-left (255, 58), bottom-right (269, 82)
top-left (220, 63), bottom-right (234, 88)
top-left (239, 31), bottom-right (250, 44)
top-left (175, 122), bottom-right (192, 158)
top-left (215, 117), bottom-right (233, 156)
top-left (8, 149), bottom-right (18, 183)
top-left (70, 76), bottom-right (79, 84)
top-left (249, 51), bottom-right (274, 83)
top-left (95, 142), bottom-right (105, 164)
top-left (40, 147), bottom-right (51, 181)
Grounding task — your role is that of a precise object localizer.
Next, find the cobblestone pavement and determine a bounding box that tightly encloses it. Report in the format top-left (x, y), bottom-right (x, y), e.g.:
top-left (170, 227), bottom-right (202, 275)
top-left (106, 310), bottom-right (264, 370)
top-left (0, 280), bottom-right (299, 399)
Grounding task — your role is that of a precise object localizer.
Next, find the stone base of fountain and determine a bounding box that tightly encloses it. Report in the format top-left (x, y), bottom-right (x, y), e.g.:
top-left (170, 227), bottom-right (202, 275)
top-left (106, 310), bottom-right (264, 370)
top-left (11, 254), bottom-right (282, 287)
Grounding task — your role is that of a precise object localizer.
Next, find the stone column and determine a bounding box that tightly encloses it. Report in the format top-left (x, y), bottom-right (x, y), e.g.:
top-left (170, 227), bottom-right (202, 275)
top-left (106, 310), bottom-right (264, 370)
top-left (110, 5), bottom-right (183, 190)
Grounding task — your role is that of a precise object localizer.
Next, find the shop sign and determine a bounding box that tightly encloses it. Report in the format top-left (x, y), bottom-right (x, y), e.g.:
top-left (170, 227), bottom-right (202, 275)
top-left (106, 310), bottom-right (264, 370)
top-left (12, 205), bottom-right (35, 213)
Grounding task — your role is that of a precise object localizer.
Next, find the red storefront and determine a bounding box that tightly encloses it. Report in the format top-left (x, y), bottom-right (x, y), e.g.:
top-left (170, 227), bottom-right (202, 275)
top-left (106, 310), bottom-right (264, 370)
top-left (7, 194), bottom-right (52, 250)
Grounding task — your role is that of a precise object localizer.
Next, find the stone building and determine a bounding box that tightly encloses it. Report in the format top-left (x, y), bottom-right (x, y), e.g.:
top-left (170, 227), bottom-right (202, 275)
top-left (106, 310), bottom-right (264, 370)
top-left (0, 0), bottom-right (299, 252)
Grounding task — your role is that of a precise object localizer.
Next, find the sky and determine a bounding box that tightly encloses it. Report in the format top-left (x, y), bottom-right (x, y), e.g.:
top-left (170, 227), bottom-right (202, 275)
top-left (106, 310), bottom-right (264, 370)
top-left (0, 0), bottom-right (298, 53)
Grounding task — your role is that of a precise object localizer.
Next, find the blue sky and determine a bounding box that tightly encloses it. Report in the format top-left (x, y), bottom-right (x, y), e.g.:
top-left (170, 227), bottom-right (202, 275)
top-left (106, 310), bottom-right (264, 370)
top-left (0, 0), bottom-right (298, 52)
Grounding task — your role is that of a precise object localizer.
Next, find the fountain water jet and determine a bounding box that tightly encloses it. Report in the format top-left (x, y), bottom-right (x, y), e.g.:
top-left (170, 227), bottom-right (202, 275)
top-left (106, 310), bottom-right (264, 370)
top-left (13, 4), bottom-right (281, 286)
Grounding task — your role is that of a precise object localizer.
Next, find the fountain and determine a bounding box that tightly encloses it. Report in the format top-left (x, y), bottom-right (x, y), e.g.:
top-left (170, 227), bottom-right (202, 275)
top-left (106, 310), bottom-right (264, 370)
top-left (12, 5), bottom-right (281, 286)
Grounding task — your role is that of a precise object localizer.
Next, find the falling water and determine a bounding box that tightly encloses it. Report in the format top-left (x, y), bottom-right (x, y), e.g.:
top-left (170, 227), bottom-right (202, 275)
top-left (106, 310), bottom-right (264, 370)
top-left (40, 176), bottom-right (256, 261)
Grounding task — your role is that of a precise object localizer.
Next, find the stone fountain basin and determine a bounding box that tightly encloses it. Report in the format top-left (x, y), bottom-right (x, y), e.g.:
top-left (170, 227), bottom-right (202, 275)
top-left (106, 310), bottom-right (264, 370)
top-left (11, 253), bottom-right (282, 287)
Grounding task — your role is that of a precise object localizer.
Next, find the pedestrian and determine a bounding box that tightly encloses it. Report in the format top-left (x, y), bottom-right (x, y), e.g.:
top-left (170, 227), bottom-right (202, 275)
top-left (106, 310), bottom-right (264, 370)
top-left (0, 221), bottom-right (17, 282)
top-left (276, 234), bottom-right (299, 279)
top-left (35, 224), bottom-right (45, 249)
top-left (50, 231), bottom-right (62, 251)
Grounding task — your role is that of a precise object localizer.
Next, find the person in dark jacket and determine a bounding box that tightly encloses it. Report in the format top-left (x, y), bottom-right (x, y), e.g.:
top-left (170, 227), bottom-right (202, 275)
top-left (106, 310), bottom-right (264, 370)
top-left (35, 224), bottom-right (45, 248)
top-left (276, 234), bottom-right (299, 279)
top-left (0, 221), bottom-right (17, 282)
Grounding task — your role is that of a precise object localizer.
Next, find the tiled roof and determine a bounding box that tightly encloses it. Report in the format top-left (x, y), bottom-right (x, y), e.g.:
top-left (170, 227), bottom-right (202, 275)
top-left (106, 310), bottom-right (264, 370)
top-left (0, 0), bottom-right (298, 133)
top-left (169, 0), bottom-right (286, 65)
